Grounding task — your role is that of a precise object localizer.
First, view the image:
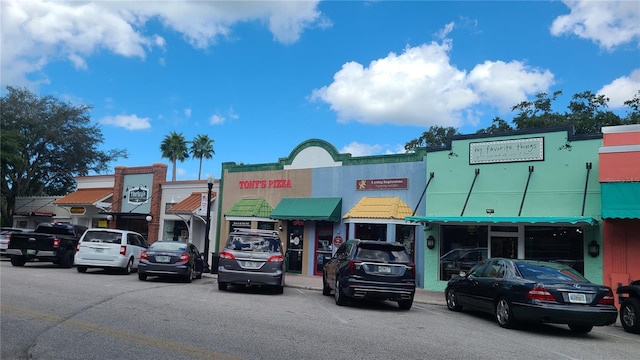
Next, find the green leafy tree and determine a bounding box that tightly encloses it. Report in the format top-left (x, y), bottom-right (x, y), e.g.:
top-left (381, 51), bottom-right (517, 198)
top-left (160, 131), bottom-right (189, 181)
top-left (404, 125), bottom-right (460, 152)
top-left (0, 86), bottom-right (127, 226)
top-left (190, 134), bottom-right (215, 180)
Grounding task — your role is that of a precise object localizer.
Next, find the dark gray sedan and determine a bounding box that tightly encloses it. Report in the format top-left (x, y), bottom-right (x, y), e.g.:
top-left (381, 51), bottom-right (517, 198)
top-left (138, 241), bottom-right (204, 283)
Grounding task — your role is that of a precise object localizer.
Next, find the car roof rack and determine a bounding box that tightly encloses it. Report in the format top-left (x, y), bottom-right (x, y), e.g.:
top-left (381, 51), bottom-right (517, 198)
top-left (231, 228), bottom-right (279, 237)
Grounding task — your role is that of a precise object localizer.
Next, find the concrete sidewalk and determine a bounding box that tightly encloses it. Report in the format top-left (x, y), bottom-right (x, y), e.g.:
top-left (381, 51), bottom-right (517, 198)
top-left (206, 272), bottom-right (446, 306)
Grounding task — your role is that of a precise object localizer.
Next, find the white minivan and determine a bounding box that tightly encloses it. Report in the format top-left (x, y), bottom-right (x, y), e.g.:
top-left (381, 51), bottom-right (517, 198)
top-left (74, 229), bottom-right (148, 274)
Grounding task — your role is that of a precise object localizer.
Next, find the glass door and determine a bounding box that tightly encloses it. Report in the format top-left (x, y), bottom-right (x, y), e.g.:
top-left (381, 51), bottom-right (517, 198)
top-left (286, 221), bottom-right (304, 273)
top-left (314, 222), bottom-right (333, 275)
top-left (490, 236), bottom-right (518, 259)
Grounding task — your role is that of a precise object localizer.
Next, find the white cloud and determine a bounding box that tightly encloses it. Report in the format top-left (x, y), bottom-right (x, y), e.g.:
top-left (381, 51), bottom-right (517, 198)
top-left (210, 114), bottom-right (225, 125)
top-left (598, 69), bottom-right (640, 108)
top-left (340, 142), bottom-right (404, 156)
top-left (551, 0), bottom-right (640, 51)
top-left (99, 114), bottom-right (151, 130)
top-left (0, 0), bottom-right (323, 88)
top-left (311, 36), bottom-right (553, 128)
top-left (184, 108), bottom-right (192, 118)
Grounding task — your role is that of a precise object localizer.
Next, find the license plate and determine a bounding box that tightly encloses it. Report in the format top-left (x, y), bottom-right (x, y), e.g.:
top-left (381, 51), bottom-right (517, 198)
top-left (94, 248), bottom-right (104, 253)
top-left (568, 293), bottom-right (587, 304)
top-left (241, 261), bottom-right (261, 269)
top-left (378, 265), bottom-right (391, 274)
top-left (156, 255), bottom-right (170, 263)
top-left (27, 249), bottom-right (36, 255)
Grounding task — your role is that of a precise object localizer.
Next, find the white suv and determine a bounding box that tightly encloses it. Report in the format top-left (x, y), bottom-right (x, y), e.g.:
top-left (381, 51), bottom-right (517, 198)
top-left (74, 229), bottom-right (148, 274)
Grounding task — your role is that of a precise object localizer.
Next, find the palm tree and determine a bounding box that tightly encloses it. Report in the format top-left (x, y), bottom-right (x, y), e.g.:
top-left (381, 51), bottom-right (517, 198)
top-left (160, 131), bottom-right (189, 181)
top-left (190, 134), bottom-right (215, 180)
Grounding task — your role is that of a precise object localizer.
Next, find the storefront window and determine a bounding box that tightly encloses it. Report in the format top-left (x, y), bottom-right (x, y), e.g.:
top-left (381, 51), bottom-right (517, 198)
top-left (525, 226), bottom-right (584, 274)
top-left (439, 225), bottom-right (489, 280)
top-left (396, 224), bottom-right (415, 259)
top-left (355, 223), bottom-right (386, 241)
top-left (258, 221), bottom-right (275, 230)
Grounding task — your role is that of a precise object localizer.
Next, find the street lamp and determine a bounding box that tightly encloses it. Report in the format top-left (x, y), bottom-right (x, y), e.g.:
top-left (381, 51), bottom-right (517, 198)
top-left (203, 175), bottom-right (214, 273)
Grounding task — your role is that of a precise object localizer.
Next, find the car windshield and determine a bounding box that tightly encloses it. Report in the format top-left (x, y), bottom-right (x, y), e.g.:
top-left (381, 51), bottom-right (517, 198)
top-left (516, 262), bottom-right (589, 283)
top-left (83, 231), bottom-right (122, 244)
top-left (149, 242), bottom-right (187, 252)
top-left (226, 236), bottom-right (281, 252)
top-left (355, 244), bottom-right (411, 263)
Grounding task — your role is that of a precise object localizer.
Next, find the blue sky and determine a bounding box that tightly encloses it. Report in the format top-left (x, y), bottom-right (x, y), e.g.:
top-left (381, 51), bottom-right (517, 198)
top-left (2, 0), bottom-right (639, 181)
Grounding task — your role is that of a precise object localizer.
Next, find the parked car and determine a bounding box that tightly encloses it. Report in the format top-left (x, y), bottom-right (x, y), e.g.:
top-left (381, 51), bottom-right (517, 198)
top-left (440, 247), bottom-right (488, 279)
top-left (74, 229), bottom-right (148, 274)
top-left (323, 239), bottom-right (416, 310)
top-left (445, 258), bottom-right (618, 333)
top-left (7, 223), bottom-right (87, 267)
top-left (617, 279), bottom-right (640, 334)
top-left (217, 229), bottom-right (285, 294)
top-left (137, 241), bottom-right (204, 282)
top-left (0, 227), bottom-right (32, 257)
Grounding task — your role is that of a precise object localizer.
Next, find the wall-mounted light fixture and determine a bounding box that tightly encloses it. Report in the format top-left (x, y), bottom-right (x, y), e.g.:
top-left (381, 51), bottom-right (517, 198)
top-left (426, 235), bottom-right (436, 250)
top-left (145, 215), bottom-right (152, 222)
top-left (106, 215), bottom-right (113, 221)
top-left (278, 225), bottom-right (283, 231)
top-left (588, 240), bottom-right (600, 257)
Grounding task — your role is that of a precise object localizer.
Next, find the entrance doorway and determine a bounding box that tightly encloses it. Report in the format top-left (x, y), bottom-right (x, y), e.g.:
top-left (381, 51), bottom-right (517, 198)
top-left (490, 236), bottom-right (518, 259)
top-left (286, 221), bottom-right (304, 273)
top-left (314, 222), bottom-right (333, 275)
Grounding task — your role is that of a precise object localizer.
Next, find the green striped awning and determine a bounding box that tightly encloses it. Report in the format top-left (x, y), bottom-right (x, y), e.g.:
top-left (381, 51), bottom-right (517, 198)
top-left (271, 197), bottom-right (342, 222)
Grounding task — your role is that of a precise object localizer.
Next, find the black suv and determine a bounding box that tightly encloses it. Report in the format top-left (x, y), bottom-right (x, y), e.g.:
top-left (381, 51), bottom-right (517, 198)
top-left (217, 229), bottom-right (285, 294)
top-left (322, 239), bottom-right (416, 310)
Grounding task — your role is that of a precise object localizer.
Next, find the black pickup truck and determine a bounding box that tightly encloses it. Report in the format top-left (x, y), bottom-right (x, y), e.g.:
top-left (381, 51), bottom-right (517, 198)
top-left (6, 222), bottom-right (88, 268)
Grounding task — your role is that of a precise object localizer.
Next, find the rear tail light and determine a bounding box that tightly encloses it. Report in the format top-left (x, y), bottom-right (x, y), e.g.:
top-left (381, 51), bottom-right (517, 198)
top-left (120, 245), bottom-right (126, 256)
top-left (526, 285), bottom-right (557, 302)
top-left (53, 238), bottom-right (60, 248)
top-left (179, 253), bottom-right (190, 262)
top-left (598, 290), bottom-right (615, 305)
top-left (219, 251), bottom-right (235, 260)
top-left (348, 259), bottom-right (362, 275)
top-left (75, 243), bottom-right (80, 252)
top-left (267, 255), bottom-right (284, 263)
top-left (140, 251), bottom-right (147, 260)
top-left (406, 263), bottom-right (416, 278)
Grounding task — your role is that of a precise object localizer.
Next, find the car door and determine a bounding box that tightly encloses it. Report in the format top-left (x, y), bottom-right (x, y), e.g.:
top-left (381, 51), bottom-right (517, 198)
top-left (127, 234), bottom-right (144, 267)
top-left (325, 242), bottom-right (349, 287)
top-left (455, 261), bottom-right (489, 309)
top-left (190, 244), bottom-right (204, 273)
top-left (473, 259), bottom-right (506, 313)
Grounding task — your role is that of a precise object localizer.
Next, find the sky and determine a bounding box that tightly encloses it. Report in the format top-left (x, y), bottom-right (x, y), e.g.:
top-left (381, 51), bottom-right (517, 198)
top-left (2, 0), bottom-right (639, 182)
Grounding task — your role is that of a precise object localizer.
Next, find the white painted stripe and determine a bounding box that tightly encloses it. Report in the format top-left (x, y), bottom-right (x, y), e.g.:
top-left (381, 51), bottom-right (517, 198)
top-left (599, 145), bottom-right (640, 153)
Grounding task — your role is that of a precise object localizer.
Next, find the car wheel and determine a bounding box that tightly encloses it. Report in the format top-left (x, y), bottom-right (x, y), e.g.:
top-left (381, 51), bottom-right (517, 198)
top-left (322, 273), bottom-right (331, 296)
top-left (568, 324), bottom-right (593, 334)
top-left (185, 266), bottom-right (193, 283)
top-left (620, 298), bottom-right (640, 334)
top-left (10, 255), bottom-right (27, 267)
top-left (138, 273), bottom-right (147, 281)
top-left (218, 281), bottom-right (228, 291)
top-left (495, 297), bottom-right (516, 329)
top-left (122, 258), bottom-right (133, 275)
top-left (77, 266), bottom-right (88, 273)
top-left (398, 297), bottom-right (414, 310)
top-left (334, 278), bottom-right (347, 306)
top-left (60, 249), bottom-right (74, 268)
top-left (446, 288), bottom-right (462, 311)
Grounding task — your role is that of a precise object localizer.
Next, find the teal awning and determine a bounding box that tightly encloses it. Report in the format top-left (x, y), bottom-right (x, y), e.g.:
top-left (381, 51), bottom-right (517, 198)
top-left (405, 216), bottom-right (598, 226)
top-left (602, 182), bottom-right (640, 219)
top-left (271, 197), bottom-right (342, 222)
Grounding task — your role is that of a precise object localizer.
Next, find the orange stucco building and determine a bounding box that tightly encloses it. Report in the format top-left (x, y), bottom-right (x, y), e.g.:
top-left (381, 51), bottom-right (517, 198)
top-left (599, 124), bottom-right (640, 301)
